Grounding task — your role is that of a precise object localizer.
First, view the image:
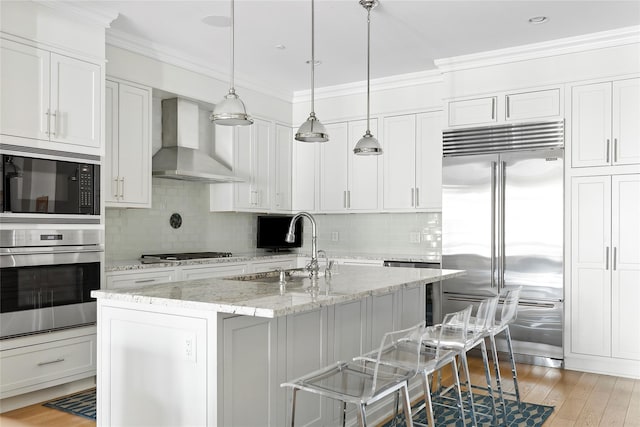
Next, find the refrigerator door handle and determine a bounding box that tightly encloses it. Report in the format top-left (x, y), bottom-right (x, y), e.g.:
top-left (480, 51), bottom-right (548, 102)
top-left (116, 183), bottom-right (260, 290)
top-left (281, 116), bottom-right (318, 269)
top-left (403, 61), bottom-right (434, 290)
top-left (491, 161), bottom-right (497, 288)
top-left (499, 160), bottom-right (507, 291)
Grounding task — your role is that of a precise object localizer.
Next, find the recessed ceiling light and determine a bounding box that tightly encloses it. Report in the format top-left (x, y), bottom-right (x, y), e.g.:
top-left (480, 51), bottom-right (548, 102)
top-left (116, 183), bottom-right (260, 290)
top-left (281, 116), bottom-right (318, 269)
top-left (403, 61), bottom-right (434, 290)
top-left (306, 59), bottom-right (321, 66)
top-left (528, 16), bottom-right (549, 24)
top-left (275, 44), bottom-right (286, 50)
top-left (202, 15), bottom-right (230, 27)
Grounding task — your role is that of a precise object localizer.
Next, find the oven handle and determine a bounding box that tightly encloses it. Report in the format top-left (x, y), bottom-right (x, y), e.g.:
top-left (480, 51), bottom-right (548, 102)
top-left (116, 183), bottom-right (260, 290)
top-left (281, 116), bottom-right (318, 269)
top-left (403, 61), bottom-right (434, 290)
top-left (0, 245), bottom-right (104, 255)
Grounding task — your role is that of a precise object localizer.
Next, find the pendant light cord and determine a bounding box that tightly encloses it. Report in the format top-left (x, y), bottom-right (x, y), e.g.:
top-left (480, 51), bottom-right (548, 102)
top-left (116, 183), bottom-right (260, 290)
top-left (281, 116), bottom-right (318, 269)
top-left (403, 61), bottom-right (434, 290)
top-left (230, 0), bottom-right (235, 91)
top-left (366, 6), bottom-right (371, 133)
top-left (311, 0), bottom-right (316, 116)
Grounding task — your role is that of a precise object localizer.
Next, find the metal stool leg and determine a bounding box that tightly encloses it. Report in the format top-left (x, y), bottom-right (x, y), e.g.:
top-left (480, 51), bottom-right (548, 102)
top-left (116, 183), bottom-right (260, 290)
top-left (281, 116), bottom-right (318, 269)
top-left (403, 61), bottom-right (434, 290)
top-left (356, 403), bottom-right (367, 427)
top-left (400, 383), bottom-right (414, 427)
top-left (459, 353), bottom-right (478, 427)
top-left (451, 359), bottom-right (467, 426)
top-left (504, 326), bottom-right (522, 408)
top-left (489, 333), bottom-right (508, 424)
top-left (480, 338), bottom-right (499, 425)
top-left (421, 371), bottom-right (435, 427)
top-left (290, 388), bottom-right (297, 427)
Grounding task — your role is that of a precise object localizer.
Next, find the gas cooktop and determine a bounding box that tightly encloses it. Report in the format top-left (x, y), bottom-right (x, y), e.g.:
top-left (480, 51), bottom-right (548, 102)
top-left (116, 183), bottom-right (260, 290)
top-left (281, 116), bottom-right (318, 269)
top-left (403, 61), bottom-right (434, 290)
top-left (140, 252), bottom-right (233, 263)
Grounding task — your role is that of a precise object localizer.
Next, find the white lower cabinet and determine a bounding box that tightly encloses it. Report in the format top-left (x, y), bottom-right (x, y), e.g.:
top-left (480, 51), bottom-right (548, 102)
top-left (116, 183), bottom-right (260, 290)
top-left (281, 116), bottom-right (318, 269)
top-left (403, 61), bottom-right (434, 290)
top-left (180, 263), bottom-right (247, 280)
top-left (0, 326), bottom-right (96, 399)
top-left (569, 174), bottom-right (640, 375)
top-left (106, 267), bottom-right (178, 289)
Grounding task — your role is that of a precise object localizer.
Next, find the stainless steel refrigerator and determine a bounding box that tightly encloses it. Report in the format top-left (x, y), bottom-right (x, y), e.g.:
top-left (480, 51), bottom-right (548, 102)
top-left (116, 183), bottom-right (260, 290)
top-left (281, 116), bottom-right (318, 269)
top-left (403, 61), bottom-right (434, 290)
top-left (441, 120), bottom-right (564, 367)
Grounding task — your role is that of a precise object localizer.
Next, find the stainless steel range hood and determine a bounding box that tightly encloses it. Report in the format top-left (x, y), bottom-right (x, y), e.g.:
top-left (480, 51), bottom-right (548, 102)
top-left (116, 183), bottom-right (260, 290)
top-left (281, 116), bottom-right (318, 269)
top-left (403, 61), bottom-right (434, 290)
top-left (153, 98), bottom-right (242, 183)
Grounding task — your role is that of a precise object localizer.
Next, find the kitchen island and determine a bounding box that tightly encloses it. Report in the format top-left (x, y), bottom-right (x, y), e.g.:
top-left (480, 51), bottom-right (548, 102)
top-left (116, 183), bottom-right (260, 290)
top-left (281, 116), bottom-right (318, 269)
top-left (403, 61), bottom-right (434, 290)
top-left (93, 265), bottom-right (464, 426)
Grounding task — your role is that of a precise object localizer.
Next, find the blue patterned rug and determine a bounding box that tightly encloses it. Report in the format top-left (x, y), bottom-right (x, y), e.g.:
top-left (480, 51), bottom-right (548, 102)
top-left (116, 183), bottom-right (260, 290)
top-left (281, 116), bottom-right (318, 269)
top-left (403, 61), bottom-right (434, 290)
top-left (43, 388), bottom-right (96, 421)
top-left (383, 390), bottom-right (554, 427)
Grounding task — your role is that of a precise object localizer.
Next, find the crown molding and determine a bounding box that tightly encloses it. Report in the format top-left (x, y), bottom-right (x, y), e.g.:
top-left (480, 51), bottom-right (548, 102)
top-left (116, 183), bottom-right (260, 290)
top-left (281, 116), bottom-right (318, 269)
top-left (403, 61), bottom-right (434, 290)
top-left (292, 69), bottom-right (443, 104)
top-left (33, 1), bottom-right (119, 28)
top-left (106, 28), bottom-right (293, 103)
top-left (435, 26), bottom-right (640, 73)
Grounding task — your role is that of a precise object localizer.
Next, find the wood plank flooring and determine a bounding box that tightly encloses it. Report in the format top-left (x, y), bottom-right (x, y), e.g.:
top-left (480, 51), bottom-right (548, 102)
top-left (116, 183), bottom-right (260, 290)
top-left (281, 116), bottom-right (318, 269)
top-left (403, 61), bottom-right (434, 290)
top-left (0, 357), bottom-right (638, 426)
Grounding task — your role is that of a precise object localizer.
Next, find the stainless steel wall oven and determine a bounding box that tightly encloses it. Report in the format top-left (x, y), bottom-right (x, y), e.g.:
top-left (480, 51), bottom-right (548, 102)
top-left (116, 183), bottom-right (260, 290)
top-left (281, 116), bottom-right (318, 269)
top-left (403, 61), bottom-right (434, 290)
top-left (0, 229), bottom-right (103, 339)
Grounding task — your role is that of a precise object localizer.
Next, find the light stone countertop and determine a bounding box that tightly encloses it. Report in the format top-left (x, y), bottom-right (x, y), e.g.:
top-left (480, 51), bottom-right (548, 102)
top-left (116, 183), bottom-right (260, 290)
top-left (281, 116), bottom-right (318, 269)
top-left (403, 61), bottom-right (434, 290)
top-left (105, 252), bottom-right (441, 272)
top-left (93, 265), bottom-right (463, 318)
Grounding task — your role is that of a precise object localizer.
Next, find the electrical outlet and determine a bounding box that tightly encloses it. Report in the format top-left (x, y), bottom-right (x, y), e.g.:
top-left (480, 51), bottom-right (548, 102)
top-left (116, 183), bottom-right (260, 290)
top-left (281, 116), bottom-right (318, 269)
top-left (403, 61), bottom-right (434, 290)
top-left (409, 232), bottom-right (421, 243)
top-left (331, 231), bottom-right (339, 242)
top-left (185, 337), bottom-right (196, 362)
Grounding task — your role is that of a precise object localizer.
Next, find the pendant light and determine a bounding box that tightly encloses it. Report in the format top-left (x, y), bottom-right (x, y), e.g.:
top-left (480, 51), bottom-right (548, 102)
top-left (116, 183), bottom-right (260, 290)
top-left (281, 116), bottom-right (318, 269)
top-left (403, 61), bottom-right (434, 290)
top-left (295, 0), bottom-right (328, 142)
top-left (211, 0), bottom-right (253, 126)
top-left (353, 0), bottom-right (382, 155)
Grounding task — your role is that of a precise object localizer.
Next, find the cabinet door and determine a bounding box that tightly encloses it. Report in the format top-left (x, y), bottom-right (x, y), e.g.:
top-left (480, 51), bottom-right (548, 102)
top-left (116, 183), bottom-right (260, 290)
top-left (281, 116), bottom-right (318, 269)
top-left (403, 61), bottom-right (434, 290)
top-left (415, 111), bottom-right (443, 210)
top-left (0, 39), bottom-right (50, 141)
top-left (400, 285), bottom-right (425, 329)
top-left (367, 292), bottom-right (399, 353)
top-left (181, 263), bottom-right (247, 281)
top-left (319, 122), bottom-right (348, 211)
top-left (348, 119), bottom-right (379, 210)
top-left (612, 78), bottom-right (640, 166)
top-left (117, 83), bottom-right (151, 206)
top-left (104, 80), bottom-right (119, 204)
top-left (274, 124), bottom-right (292, 210)
top-left (222, 316), bottom-right (278, 426)
top-left (505, 89), bottom-right (560, 121)
top-left (292, 140), bottom-right (317, 211)
top-left (50, 53), bottom-right (100, 148)
top-left (253, 119), bottom-right (272, 210)
top-left (571, 82), bottom-right (612, 167)
top-left (106, 268), bottom-right (178, 289)
top-left (383, 114), bottom-right (416, 210)
top-left (611, 175), bottom-right (640, 360)
top-left (448, 97), bottom-right (496, 127)
top-left (571, 176), bottom-right (611, 357)
top-left (235, 126), bottom-right (254, 209)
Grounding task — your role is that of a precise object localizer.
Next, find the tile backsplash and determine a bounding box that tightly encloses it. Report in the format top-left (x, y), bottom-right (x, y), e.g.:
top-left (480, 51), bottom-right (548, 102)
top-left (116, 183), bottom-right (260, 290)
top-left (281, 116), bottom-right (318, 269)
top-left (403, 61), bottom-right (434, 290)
top-left (106, 179), bottom-right (441, 261)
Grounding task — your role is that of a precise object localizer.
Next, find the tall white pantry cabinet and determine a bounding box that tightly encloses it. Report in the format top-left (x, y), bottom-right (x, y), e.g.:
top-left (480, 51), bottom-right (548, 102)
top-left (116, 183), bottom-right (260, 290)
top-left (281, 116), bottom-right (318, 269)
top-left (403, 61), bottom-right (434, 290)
top-left (567, 76), bottom-right (640, 378)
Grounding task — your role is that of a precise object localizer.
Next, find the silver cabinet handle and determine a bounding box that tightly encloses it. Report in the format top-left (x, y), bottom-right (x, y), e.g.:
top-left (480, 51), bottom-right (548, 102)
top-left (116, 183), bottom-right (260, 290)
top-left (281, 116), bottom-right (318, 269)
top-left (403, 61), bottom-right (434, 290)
top-left (45, 109), bottom-right (51, 135)
top-left (38, 358), bottom-right (65, 366)
top-left (605, 246), bottom-right (610, 270)
top-left (614, 138), bottom-right (618, 163)
top-left (606, 139), bottom-right (610, 163)
top-left (114, 178), bottom-right (119, 198)
top-left (411, 188), bottom-right (415, 207)
top-left (506, 95), bottom-right (510, 119)
top-left (347, 191), bottom-right (351, 209)
top-left (491, 98), bottom-right (496, 120)
top-left (415, 188), bottom-right (420, 207)
top-left (50, 110), bottom-right (58, 137)
top-left (120, 177), bottom-right (125, 199)
top-left (343, 191), bottom-right (347, 208)
top-left (613, 247), bottom-right (617, 271)
top-left (134, 278), bottom-right (156, 284)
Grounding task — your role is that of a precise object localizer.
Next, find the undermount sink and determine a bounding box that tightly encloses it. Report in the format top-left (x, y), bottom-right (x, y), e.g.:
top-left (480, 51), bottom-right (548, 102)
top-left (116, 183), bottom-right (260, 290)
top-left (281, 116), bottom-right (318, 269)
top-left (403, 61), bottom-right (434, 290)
top-left (225, 268), bottom-right (324, 284)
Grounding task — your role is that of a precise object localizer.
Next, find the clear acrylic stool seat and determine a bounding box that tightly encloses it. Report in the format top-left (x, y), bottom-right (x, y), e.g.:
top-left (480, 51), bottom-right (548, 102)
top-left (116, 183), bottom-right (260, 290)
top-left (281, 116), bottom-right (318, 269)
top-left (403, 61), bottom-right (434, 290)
top-left (281, 322), bottom-right (425, 427)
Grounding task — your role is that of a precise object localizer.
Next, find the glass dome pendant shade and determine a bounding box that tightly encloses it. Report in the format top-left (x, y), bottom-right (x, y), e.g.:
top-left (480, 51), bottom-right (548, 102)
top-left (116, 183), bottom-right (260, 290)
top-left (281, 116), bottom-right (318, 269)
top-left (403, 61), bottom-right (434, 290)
top-left (295, 0), bottom-right (328, 142)
top-left (211, 0), bottom-right (253, 126)
top-left (354, 0), bottom-right (382, 155)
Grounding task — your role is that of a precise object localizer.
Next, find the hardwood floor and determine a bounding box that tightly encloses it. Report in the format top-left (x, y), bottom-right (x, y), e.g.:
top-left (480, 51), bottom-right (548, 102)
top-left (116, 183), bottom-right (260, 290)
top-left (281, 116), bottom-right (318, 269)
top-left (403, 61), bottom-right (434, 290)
top-left (0, 358), bottom-right (638, 426)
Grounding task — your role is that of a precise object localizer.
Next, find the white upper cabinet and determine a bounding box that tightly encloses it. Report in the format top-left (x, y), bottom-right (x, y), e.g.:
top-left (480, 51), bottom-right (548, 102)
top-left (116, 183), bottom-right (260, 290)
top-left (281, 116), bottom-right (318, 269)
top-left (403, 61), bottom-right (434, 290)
top-left (447, 88), bottom-right (560, 128)
top-left (105, 79), bottom-right (152, 208)
top-left (273, 124), bottom-right (292, 211)
top-left (235, 118), bottom-right (272, 210)
top-left (0, 38), bottom-right (100, 153)
top-left (448, 97), bottom-right (496, 127)
top-left (320, 122), bottom-right (349, 211)
top-left (348, 119), bottom-right (380, 211)
top-left (383, 111), bottom-right (443, 211)
top-left (291, 139), bottom-right (318, 212)
top-left (572, 78), bottom-right (640, 168)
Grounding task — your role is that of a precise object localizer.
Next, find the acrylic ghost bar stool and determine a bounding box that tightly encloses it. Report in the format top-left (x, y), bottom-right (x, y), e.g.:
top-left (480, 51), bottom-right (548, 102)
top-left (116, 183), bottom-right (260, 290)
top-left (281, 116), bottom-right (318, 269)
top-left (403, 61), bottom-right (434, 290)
top-left (355, 306), bottom-right (472, 427)
top-left (487, 287), bottom-right (523, 414)
top-left (425, 296), bottom-right (500, 426)
top-left (281, 322), bottom-right (425, 427)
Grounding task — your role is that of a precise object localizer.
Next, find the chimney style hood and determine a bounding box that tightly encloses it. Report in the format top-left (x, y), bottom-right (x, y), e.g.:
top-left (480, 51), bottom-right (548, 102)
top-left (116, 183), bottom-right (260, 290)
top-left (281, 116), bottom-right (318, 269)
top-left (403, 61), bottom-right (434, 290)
top-left (153, 98), bottom-right (242, 183)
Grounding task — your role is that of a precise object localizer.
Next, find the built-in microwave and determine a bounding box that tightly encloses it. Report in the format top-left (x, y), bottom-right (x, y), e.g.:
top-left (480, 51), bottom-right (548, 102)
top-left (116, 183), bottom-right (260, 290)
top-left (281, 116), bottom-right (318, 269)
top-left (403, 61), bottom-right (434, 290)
top-left (1, 153), bottom-right (99, 217)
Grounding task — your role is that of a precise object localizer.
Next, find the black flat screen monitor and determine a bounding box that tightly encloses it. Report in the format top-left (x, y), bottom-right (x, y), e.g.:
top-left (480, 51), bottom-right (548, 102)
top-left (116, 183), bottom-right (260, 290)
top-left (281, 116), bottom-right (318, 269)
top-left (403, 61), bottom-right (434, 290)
top-left (257, 215), bottom-right (303, 251)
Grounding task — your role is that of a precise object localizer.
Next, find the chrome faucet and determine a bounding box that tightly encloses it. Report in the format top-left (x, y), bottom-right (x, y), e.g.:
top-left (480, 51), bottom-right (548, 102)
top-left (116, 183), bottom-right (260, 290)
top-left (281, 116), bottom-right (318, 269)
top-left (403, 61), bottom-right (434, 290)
top-left (317, 250), bottom-right (333, 277)
top-left (286, 212), bottom-right (319, 279)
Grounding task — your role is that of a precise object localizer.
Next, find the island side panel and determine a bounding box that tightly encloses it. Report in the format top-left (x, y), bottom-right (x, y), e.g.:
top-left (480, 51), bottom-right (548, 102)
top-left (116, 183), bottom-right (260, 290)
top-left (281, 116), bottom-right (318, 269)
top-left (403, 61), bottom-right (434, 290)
top-left (96, 299), bottom-right (218, 426)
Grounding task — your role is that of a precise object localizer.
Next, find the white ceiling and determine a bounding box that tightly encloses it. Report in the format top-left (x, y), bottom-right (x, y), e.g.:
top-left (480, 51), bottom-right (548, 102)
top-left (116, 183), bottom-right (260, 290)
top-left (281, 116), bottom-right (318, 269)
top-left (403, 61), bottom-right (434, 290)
top-left (98, 1), bottom-right (640, 97)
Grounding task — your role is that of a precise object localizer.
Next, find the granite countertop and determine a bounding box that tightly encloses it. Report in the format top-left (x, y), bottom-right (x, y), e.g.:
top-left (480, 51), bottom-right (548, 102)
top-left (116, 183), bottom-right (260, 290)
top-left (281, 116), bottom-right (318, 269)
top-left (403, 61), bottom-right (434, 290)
top-left (105, 252), bottom-right (441, 272)
top-left (93, 265), bottom-right (463, 318)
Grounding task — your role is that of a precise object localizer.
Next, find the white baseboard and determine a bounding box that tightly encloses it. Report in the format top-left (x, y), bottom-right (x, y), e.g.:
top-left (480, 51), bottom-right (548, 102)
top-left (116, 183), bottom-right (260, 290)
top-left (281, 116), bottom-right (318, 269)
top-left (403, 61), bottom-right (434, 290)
top-left (565, 355), bottom-right (640, 379)
top-left (0, 377), bottom-right (96, 413)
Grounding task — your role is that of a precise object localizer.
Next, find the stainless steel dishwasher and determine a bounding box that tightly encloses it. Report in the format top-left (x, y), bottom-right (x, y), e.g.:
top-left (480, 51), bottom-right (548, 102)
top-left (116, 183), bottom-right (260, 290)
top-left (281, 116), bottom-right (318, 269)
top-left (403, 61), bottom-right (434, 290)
top-left (383, 260), bottom-right (441, 325)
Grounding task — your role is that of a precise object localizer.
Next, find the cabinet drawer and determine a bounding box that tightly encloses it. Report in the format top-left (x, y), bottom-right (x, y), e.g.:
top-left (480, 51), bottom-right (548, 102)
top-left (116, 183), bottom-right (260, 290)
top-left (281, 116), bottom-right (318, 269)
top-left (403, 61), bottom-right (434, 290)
top-left (448, 97), bottom-right (497, 127)
top-left (1, 334), bottom-right (96, 397)
top-left (181, 263), bottom-right (247, 280)
top-left (106, 268), bottom-right (177, 289)
top-left (505, 89), bottom-right (560, 121)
